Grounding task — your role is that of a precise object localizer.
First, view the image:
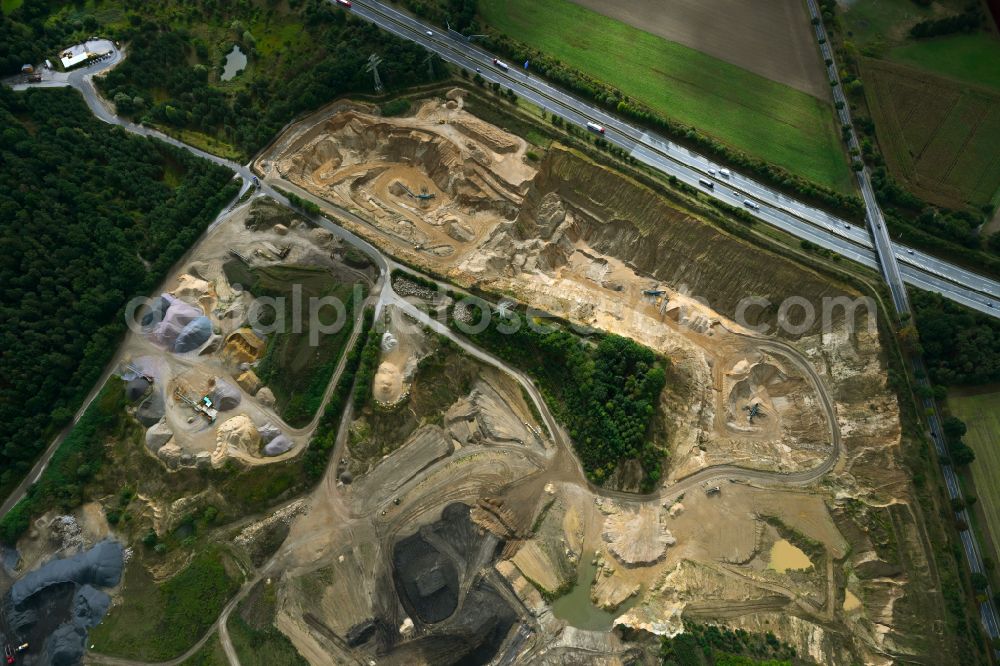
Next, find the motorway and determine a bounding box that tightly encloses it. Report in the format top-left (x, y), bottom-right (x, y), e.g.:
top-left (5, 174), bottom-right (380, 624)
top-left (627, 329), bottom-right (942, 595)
top-left (343, 0), bottom-right (1000, 641)
top-left (347, 0), bottom-right (1000, 319)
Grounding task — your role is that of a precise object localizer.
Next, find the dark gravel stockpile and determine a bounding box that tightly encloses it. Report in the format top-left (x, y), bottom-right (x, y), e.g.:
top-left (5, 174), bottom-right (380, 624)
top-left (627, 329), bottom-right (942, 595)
top-left (392, 529), bottom-right (461, 624)
top-left (1, 540), bottom-right (123, 666)
top-left (386, 503), bottom-right (518, 665)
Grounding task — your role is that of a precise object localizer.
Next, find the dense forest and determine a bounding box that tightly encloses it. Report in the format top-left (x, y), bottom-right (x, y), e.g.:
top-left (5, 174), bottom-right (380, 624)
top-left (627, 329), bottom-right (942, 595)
top-left (454, 304), bottom-right (668, 488)
top-left (659, 622), bottom-right (797, 666)
top-left (3, 0), bottom-right (443, 156)
top-left (912, 290), bottom-right (1000, 386)
top-left (0, 86), bottom-right (237, 499)
top-left (96, 0), bottom-right (444, 156)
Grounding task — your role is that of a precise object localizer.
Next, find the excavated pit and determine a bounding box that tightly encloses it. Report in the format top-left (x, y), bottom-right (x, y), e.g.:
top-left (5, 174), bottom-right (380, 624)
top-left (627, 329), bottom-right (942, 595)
top-left (268, 101), bottom-right (534, 267)
top-left (386, 503), bottom-right (518, 664)
top-left (259, 96), bottom-right (928, 665)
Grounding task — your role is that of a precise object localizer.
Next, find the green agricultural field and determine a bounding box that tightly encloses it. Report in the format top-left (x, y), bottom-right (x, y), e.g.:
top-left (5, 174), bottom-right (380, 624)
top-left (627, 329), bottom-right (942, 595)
top-left (949, 387), bottom-right (1000, 554)
top-left (478, 0), bottom-right (854, 195)
top-left (839, 0), bottom-right (936, 51)
top-left (838, 0), bottom-right (968, 52)
top-left (890, 33), bottom-right (1000, 91)
top-left (862, 57), bottom-right (1000, 209)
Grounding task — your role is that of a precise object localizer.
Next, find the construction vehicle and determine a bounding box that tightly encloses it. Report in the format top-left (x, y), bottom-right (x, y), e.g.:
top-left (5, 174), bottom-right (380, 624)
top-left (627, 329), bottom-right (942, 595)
top-left (174, 388), bottom-right (218, 423)
top-left (400, 184), bottom-right (435, 200)
top-left (743, 402), bottom-right (764, 423)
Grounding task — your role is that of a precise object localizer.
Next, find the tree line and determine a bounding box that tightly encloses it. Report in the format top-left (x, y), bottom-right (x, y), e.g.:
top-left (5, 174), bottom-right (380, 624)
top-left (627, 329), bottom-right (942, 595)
top-left (0, 86), bottom-right (236, 501)
top-left (453, 305), bottom-right (668, 489)
top-left (303, 308), bottom-right (376, 482)
top-left (399, 0), bottom-right (865, 221)
top-left (825, 4), bottom-right (1000, 277)
top-left (911, 289), bottom-right (1000, 386)
top-left (910, 4), bottom-right (983, 39)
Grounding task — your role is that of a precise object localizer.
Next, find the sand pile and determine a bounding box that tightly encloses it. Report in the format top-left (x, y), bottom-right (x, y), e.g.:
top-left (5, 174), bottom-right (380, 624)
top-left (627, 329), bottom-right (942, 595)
top-left (212, 414), bottom-right (262, 466)
top-left (602, 504), bottom-right (675, 566)
top-left (172, 273), bottom-right (216, 311)
top-left (373, 361), bottom-right (404, 405)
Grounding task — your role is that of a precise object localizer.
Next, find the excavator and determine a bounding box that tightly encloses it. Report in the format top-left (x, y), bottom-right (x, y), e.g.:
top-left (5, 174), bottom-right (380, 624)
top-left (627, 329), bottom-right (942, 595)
top-left (743, 402), bottom-right (765, 423)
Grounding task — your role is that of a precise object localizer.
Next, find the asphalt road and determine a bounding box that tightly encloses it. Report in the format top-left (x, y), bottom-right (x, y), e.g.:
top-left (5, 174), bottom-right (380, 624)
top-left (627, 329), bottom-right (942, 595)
top-left (345, 0), bottom-right (1000, 319)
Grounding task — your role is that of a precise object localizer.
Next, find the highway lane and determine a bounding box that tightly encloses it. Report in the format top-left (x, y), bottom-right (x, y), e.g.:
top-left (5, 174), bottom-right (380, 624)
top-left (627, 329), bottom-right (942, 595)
top-left (347, 0), bottom-right (1000, 317)
top-left (0, 35), bottom-right (935, 666)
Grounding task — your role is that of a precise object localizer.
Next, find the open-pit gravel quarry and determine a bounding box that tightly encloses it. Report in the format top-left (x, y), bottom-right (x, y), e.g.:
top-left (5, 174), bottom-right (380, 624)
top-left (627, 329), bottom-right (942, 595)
top-left (1, 89), bottom-right (956, 666)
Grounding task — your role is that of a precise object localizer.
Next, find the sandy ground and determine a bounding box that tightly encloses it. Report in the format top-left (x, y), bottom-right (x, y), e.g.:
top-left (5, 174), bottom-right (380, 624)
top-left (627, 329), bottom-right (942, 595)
top-left (569, 0), bottom-right (831, 100)
top-left (262, 94), bottom-right (835, 478)
top-left (116, 198), bottom-right (370, 471)
top-left (251, 94), bottom-right (939, 665)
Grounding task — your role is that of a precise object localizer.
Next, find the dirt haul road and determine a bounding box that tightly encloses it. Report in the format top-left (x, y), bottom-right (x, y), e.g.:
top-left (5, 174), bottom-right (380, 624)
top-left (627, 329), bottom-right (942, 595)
top-left (255, 163), bottom-right (844, 504)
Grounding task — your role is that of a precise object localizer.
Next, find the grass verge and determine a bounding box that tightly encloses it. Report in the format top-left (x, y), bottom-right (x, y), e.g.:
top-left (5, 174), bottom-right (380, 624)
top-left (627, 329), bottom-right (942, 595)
top-left (89, 547), bottom-right (241, 661)
top-left (181, 634), bottom-right (228, 666)
top-left (948, 387), bottom-right (1000, 557)
top-left (0, 380), bottom-right (129, 545)
top-left (229, 580), bottom-right (307, 666)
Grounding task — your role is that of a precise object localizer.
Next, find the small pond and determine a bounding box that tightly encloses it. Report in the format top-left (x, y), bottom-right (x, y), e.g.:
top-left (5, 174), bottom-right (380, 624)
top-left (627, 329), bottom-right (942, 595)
top-left (550, 555), bottom-right (639, 631)
top-left (768, 539), bottom-right (813, 573)
top-left (222, 44), bottom-right (247, 81)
